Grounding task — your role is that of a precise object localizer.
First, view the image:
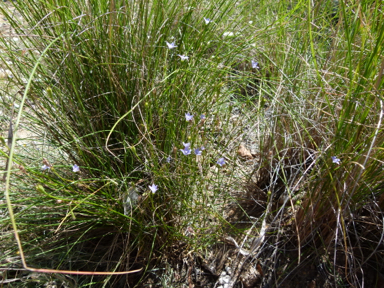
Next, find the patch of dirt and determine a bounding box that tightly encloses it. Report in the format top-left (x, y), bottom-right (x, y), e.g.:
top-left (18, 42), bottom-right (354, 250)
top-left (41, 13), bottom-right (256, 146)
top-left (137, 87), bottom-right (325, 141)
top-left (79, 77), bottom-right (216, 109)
top-left (141, 240), bottom-right (334, 288)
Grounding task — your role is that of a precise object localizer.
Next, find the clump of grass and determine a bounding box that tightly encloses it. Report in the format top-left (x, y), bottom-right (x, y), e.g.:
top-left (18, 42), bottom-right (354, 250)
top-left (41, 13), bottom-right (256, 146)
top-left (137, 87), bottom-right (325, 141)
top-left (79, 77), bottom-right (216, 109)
top-left (241, 0), bottom-right (384, 286)
top-left (0, 0), bottom-right (258, 285)
top-left (213, 0), bottom-right (384, 286)
top-left (1, 0), bottom-right (384, 287)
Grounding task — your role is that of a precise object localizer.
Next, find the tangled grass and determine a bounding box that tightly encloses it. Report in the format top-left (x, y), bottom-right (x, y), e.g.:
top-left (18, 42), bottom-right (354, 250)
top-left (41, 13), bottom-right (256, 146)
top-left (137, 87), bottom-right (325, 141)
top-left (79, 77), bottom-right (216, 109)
top-left (0, 0), bottom-right (383, 286)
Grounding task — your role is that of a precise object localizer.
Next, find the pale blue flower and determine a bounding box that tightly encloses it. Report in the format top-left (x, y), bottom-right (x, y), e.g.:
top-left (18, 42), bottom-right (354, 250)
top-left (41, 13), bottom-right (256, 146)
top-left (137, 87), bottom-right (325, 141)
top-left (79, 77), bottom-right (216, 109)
top-left (42, 164), bottom-right (50, 171)
top-left (166, 41), bottom-right (177, 49)
top-left (181, 142), bottom-right (192, 155)
top-left (149, 184), bottom-right (158, 193)
top-left (217, 157), bottom-right (225, 166)
top-left (194, 147), bottom-right (203, 156)
top-left (200, 114), bottom-right (206, 120)
top-left (177, 54), bottom-right (189, 61)
top-left (204, 17), bottom-right (211, 24)
top-left (331, 156), bottom-right (341, 165)
top-left (251, 60), bottom-right (260, 69)
top-left (185, 112), bottom-right (194, 121)
top-left (166, 156), bottom-right (172, 163)
top-left (72, 164), bottom-right (80, 172)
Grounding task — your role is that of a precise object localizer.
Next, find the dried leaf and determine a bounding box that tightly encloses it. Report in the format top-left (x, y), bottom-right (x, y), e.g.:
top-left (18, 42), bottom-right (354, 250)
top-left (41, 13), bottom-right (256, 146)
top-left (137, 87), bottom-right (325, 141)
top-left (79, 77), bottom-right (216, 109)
top-left (237, 144), bottom-right (253, 160)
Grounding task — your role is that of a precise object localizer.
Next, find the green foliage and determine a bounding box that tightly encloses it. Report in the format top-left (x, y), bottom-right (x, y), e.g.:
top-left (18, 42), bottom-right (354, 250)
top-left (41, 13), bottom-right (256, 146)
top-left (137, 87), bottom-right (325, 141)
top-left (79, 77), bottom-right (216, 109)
top-left (1, 0), bottom-right (384, 286)
top-left (0, 0), bottom-right (256, 285)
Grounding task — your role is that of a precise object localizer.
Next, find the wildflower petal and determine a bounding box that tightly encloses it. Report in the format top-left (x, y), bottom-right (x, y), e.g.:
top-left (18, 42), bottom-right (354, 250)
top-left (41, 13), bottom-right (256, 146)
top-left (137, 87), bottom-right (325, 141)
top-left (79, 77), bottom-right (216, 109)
top-left (165, 41), bottom-right (177, 49)
top-left (194, 148), bottom-right (202, 156)
top-left (185, 112), bottom-right (194, 121)
top-left (204, 17), bottom-right (211, 24)
top-left (251, 60), bottom-right (260, 69)
top-left (72, 164), bottom-right (80, 172)
top-left (177, 54), bottom-right (189, 61)
top-left (331, 156), bottom-right (341, 165)
top-left (217, 157), bottom-right (226, 166)
top-left (181, 147), bottom-right (191, 155)
top-left (149, 184), bottom-right (158, 193)
top-left (181, 142), bottom-right (192, 155)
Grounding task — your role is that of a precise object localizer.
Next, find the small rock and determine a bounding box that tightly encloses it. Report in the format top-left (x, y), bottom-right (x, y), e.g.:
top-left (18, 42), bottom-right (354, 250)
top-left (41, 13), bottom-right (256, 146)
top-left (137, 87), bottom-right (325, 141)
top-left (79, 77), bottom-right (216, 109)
top-left (225, 266), bottom-right (232, 275)
top-left (223, 31), bottom-right (234, 37)
top-left (222, 275), bottom-right (231, 284)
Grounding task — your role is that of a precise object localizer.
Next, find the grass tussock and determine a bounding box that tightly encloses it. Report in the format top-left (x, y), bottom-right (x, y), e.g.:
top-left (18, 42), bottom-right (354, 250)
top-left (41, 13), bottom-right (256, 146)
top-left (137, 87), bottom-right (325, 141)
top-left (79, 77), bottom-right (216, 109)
top-left (0, 0), bottom-right (384, 287)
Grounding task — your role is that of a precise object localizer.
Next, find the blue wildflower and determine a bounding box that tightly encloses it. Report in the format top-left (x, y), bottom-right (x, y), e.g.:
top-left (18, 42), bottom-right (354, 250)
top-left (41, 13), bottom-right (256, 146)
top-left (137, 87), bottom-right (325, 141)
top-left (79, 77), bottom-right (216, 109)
top-left (185, 112), bottom-right (194, 121)
top-left (204, 17), bottom-right (211, 24)
top-left (42, 164), bottom-right (50, 171)
top-left (217, 157), bottom-right (226, 166)
top-left (194, 147), bottom-right (203, 156)
top-left (251, 60), bottom-right (260, 69)
top-left (149, 184), bottom-right (158, 193)
top-left (177, 54), bottom-right (189, 61)
top-left (72, 164), bottom-right (80, 172)
top-left (331, 156), bottom-right (341, 165)
top-left (166, 41), bottom-right (177, 49)
top-left (181, 142), bottom-right (192, 155)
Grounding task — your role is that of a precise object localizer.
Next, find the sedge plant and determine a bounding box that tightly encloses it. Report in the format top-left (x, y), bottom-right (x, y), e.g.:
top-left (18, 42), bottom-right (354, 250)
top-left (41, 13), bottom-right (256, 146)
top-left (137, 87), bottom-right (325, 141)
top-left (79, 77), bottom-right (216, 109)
top-left (0, 0), bottom-right (260, 286)
top-left (1, 0), bottom-right (384, 287)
